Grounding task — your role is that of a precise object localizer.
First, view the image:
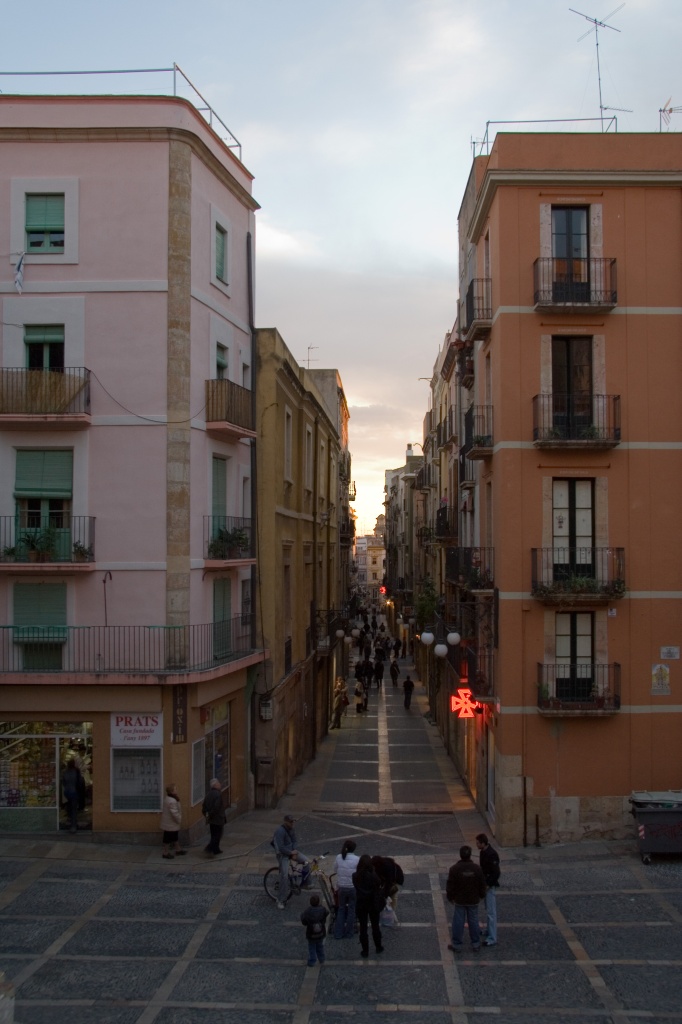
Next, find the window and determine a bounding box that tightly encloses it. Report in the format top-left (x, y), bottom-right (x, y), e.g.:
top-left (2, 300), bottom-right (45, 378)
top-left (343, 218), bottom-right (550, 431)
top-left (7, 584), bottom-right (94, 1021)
top-left (192, 738), bottom-right (206, 805)
top-left (555, 611), bottom-right (593, 702)
top-left (215, 225), bottom-right (228, 283)
top-left (241, 578), bottom-right (252, 626)
top-left (111, 748), bottom-right (162, 811)
top-left (552, 336), bottom-right (592, 439)
top-left (25, 325), bottom-right (65, 370)
top-left (304, 426), bottom-right (313, 491)
top-left (14, 582), bottom-right (67, 670)
top-left (210, 205), bottom-right (231, 294)
top-left (284, 408), bottom-right (293, 482)
top-left (216, 344), bottom-right (228, 380)
top-left (212, 456), bottom-right (227, 522)
top-left (552, 207), bottom-right (589, 302)
top-left (553, 479), bottom-right (594, 580)
top-left (11, 178), bottom-right (79, 265)
top-left (242, 363), bottom-right (251, 390)
top-left (25, 194), bottom-right (65, 253)
top-left (15, 449), bottom-right (73, 561)
top-left (213, 578), bottom-right (232, 661)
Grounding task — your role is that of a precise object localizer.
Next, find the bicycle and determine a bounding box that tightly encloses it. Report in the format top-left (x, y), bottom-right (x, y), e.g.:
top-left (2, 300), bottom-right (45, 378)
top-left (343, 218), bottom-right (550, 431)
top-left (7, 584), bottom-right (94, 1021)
top-left (264, 853), bottom-right (337, 923)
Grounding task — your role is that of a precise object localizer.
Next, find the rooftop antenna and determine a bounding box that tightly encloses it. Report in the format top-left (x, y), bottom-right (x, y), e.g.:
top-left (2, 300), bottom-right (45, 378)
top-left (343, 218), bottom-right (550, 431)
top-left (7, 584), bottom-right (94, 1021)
top-left (659, 97), bottom-right (682, 132)
top-left (570, 4), bottom-right (625, 131)
top-left (305, 345), bottom-right (318, 369)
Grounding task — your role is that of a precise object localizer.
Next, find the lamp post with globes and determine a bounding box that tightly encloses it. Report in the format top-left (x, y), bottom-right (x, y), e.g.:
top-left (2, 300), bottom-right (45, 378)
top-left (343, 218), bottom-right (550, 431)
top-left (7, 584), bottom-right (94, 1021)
top-left (420, 625), bottom-right (461, 719)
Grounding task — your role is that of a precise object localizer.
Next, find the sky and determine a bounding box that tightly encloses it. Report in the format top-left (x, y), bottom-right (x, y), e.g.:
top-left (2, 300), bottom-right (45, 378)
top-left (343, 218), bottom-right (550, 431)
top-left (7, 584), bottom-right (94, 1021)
top-left (2, 0), bottom-right (679, 532)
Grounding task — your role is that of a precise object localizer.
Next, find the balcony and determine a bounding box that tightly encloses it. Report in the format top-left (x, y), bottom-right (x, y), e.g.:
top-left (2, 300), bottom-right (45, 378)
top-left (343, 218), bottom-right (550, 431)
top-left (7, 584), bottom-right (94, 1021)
top-left (0, 368), bottom-right (91, 429)
top-left (434, 505), bottom-right (457, 543)
top-left (531, 548), bottom-right (626, 604)
top-left (533, 258), bottom-right (617, 311)
top-left (416, 522), bottom-right (434, 547)
top-left (465, 405), bottom-right (493, 459)
top-left (445, 547), bottom-right (494, 591)
top-left (204, 516), bottom-right (254, 563)
top-left (205, 379), bottom-right (256, 440)
top-left (0, 614), bottom-right (258, 676)
top-left (533, 394), bottom-right (621, 448)
top-left (464, 278), bottom-right (492, 340)
top-left (460, 648), bottom-right (495, 701)
top-left (456, 347), bottom-right (475, 390)
top-left (0, 515), bottom-right (96, 571)
top-left (315, 609), bottom-right (344, 652)
top-left (340, 516), bottom-right (355, 547)
top-left (537, 663), bottom-right (621, 715)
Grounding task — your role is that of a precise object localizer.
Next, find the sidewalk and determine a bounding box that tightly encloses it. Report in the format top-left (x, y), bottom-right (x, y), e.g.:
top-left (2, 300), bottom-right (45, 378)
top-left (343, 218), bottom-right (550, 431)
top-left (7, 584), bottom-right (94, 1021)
top-left (1, 668), bottom-right (681, 1023)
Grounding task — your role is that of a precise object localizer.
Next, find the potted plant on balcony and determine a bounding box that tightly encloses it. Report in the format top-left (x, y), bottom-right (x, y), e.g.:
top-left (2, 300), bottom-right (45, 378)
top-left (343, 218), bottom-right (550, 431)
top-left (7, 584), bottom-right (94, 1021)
top-left (226, 527), bottom-right (249, 558)
top-left (34, 527), bottom-right (58, 562)
top-left (2, 545), bottom-right (18, 563)
top-left (72, 540), bottom-right (93, 563)
top-left (539, 683), bottom-right (550, 708)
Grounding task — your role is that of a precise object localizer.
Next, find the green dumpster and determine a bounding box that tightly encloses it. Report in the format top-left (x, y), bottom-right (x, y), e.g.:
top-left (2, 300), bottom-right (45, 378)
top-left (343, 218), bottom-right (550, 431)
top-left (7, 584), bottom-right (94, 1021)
top-left (629, 790), bottom-right (682, 864)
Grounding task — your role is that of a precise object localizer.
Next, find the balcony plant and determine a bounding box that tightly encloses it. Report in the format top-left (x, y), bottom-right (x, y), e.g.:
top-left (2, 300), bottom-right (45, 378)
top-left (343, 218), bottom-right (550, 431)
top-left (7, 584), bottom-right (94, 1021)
top-left (2, 546), bottom-right (17, 562)
top-left (72, 541), bottom-right (93, 563)
top-left (472, 434), bottom-right (492, 447)
top-left (208, 526), bottom-right (249, 560)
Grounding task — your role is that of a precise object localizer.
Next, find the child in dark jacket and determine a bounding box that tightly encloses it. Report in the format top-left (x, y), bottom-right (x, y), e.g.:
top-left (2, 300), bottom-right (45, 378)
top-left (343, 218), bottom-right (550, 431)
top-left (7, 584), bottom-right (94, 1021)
top-left (300, 894), bottom-right (328, 966)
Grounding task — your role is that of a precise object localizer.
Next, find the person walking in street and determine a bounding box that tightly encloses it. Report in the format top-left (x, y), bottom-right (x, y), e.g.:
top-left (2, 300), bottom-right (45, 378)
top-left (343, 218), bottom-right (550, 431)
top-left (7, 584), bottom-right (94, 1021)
top-left (272, 814), bottom-right (312, 909)
top-left (300, 893), bottom-right (328, 966)
top-left (390, 659), bottom-right (400, 686)
top-left (331, 678), bottom-right (347, 729)
top-left (446, 845), bottom-right (486, 952)
top-left (403, 674), bottom-right (415, 709)
top-left (393, 638), bottom-right (401, 660)
top-left (333, 839), bottom-right (360, 939)
top-left (354, 677), bottom-right (365, 714)
top-left (160, 783), bottom-right (186, 859)
top-left (352, 853), bottom-right (385, 957)
top-left (476, 832), bottom-right (501, 946)
top-left (374, 657), bottom-right (384, 689)
top-left (201, 778), bottom-right (226, 856)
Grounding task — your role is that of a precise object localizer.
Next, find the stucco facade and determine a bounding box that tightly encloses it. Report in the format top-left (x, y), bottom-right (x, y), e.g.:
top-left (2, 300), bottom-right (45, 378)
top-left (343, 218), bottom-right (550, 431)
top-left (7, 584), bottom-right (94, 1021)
top-left (0, 95), bottom-right (265, 837)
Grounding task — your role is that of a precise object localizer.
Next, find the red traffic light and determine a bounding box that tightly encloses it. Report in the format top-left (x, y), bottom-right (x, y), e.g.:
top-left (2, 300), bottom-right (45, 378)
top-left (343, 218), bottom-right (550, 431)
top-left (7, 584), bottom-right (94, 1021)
top-left (379, 586), bottom-right (386, 594)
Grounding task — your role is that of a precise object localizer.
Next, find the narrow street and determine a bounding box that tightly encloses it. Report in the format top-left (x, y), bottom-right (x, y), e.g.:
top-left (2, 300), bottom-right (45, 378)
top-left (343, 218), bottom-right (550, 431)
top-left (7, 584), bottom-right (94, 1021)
top-left (1, 667), bottom-right (681, 1023)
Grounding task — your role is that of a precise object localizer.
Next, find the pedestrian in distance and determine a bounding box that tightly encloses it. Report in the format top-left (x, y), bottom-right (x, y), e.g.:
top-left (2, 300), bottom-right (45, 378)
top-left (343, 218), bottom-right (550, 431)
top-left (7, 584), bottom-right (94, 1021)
top-left (160, 782), bottom-right (186, 859)
top-left (374, 658), bottom-right (384, 688)
top-left (354, 678), bottom-right (365, 713)
top-left (272, 814), bottom-right (312, 909)
top-left (371, 854), bottom-right (405, 914)
top-left (334, 839), bottom-right (360, 939)
top-left (476, 832), bottom-right (501, 946)
top-left (403, 674), bottom-right (415, 709)
top-left (393, 638), bottom-right (401, 660)
top-left (446, 844), bottom-right (487, 952)
top-left (201, 778), bottom-right (226, 856)
top-left (352, 853), bottom-right (385, 958)
top-left (390, 659), bottom-right (400, 686)
top-left (331, 678), bottom-right (347, 729)
top-left (301, 893), bottom-right (328, 966)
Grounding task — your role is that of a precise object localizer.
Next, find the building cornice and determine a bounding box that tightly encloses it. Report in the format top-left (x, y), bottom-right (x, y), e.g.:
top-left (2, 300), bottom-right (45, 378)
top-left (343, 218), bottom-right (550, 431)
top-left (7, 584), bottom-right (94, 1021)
top-left (468, 168), bottom-right (682, 243)
top-left (0, 124), bottom-right (260, 212)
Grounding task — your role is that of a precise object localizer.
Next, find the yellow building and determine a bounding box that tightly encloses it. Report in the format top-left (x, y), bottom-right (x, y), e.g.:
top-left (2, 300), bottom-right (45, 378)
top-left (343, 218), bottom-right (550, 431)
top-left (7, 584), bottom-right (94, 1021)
top-left (254, 329), bottom-right (351, 805)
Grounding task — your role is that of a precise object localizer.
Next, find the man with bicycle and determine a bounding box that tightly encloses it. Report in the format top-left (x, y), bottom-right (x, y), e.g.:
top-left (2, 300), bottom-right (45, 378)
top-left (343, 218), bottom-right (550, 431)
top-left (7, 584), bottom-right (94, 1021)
top-left (272, 814), bottom-right (312, 909)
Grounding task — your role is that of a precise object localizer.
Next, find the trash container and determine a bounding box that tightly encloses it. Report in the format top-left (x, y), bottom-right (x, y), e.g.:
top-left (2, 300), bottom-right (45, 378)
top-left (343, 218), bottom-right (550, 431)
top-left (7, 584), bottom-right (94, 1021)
top-left (629, 790), bottom-right (682, 864)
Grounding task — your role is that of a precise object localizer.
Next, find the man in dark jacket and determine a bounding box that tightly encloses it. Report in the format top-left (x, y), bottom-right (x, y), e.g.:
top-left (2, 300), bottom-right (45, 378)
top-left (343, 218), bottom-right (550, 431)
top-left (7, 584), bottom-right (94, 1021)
top-left (446, 845), bottom-right (486, 951)
top-left (476, 832), bottom-right (501, 946)
top-left (201, 778), bottom-right (225, 856)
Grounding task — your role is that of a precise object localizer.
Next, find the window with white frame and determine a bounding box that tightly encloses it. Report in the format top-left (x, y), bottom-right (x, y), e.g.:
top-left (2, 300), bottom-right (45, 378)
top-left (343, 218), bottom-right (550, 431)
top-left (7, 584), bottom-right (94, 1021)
top-left (11, 178), bottom-right (79, 265)
top-left (210, 204), bottom-right (231, 295)
top-left (216, 344), bottom-right (228, 380)
top-left (304, 425), bottom-right (313, 491)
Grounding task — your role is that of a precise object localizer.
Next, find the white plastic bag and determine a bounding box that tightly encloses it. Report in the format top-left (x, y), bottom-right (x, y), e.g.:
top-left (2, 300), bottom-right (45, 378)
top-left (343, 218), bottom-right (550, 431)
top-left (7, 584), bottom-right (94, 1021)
top-left (379, 896), bottom-right (399, 928)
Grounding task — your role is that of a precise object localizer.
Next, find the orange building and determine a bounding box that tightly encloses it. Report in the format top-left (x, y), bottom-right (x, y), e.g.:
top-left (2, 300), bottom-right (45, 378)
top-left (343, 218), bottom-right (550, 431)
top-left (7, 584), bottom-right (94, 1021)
top-left (451, 132), bottom-right (682, 845)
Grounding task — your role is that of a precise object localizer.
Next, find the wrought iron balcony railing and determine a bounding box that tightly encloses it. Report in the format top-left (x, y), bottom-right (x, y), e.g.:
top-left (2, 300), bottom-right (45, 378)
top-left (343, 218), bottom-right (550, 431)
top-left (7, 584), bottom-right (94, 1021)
top-left (464, 404), bottom-right (493, 457)
top-left (0, 614), bottom-right (258, 675)
top-left (0, 367), bottom-right (91, 418)
top-left (0, 515), bottom-right (95, 564)
top-left (464, 278), bottom-right (492, 336)
top-left (533, 257), bottom-right (617, 309)
top-left (434, 505), bottom-right (457, 542)
top-left (537, 662), bottom-right (621, 712)
top-left (445, 547), bottom-right (494, 590)
top-left (205, 378), bottom-right (255, 432)
top-left (531, 548), bottom-right (626, 602)
top-left (204, 516), bottom-right (253, 560)
top-left (459, 648), bottom-right (495, 700)
top-left (533, 394), bottom-right (621, 447)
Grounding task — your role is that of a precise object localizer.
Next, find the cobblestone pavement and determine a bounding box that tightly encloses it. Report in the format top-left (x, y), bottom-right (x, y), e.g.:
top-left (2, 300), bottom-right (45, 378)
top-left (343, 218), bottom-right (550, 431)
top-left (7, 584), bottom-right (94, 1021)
top-left (1, 663), bottom-right (681, 1024)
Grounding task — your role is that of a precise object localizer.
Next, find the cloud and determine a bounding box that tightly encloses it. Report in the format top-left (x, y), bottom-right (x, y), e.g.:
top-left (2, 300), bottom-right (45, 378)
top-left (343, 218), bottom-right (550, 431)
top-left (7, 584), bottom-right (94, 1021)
top-left (256, 216), bottom-right (324, 263)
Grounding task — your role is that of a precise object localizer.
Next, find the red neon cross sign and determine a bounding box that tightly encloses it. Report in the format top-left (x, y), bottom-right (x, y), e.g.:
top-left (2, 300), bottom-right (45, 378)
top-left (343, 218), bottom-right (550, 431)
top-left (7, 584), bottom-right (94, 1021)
top-left (450, 687), bottom-right (478, 718)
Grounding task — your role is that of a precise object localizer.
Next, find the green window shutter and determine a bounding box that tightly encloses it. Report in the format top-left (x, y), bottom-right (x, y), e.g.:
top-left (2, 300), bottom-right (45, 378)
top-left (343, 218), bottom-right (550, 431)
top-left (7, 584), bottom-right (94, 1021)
top-left (213, 578), bottom-right (232, 622)
top-left (215, 225), bottom-right (226, 281)
top-left (15, 450), bottom-right (73, 498)
top-left (24, 325), bottom-right (65, 345)
top-left (14, 582), bottom-right (67, 642)
top-left (25, 194), bottom-right (65, 230)
top-left (216, 344), bottom-right (227, 371)
top-left (212, 456), bottom-right (227, 521)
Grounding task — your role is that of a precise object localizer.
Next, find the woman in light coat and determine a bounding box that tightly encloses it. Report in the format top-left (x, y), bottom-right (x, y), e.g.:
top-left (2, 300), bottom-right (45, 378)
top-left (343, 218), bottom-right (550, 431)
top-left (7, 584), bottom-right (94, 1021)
top-left (160, 783), bottom-right (186, 859)
top-left (333, 839), bottom-right (360, 938)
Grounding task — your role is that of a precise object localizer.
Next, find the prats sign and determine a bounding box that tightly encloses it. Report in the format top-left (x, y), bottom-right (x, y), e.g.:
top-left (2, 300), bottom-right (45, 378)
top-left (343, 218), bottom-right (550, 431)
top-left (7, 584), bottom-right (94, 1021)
top-left (111, 713), bottom-right (163, 746)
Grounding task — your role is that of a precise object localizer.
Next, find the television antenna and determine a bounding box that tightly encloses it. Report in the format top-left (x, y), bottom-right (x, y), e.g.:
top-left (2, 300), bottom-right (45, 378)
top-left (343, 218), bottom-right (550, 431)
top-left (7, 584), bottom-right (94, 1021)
top-left (659, 97), bottom-right (682, 132)
top-left (570, 4), bottom-right (626, 131)
top-left (305, 345), bottom-right (318, 369)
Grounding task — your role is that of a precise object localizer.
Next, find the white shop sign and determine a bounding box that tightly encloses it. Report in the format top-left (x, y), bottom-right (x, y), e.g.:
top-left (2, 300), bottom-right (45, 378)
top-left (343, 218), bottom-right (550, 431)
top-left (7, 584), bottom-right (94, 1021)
top-left (110, 713), bottom-right (163, 747)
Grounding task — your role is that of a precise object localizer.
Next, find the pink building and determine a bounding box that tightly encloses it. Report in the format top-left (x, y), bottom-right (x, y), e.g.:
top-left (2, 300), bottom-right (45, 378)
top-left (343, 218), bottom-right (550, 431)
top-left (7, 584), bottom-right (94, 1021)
top-left (0, 95), bottom-right (265, 837)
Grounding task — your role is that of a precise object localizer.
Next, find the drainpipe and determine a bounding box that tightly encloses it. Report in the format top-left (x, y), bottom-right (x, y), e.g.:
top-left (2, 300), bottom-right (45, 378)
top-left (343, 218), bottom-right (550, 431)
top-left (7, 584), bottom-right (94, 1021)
top-left (246, 230), bottom-right (257, 785)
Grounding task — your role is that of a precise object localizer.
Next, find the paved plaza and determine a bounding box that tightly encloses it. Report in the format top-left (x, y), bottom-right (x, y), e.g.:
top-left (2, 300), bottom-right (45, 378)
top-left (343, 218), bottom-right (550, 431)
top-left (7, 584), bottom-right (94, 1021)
top-left (1, 665), bottom-right (681, 1024)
